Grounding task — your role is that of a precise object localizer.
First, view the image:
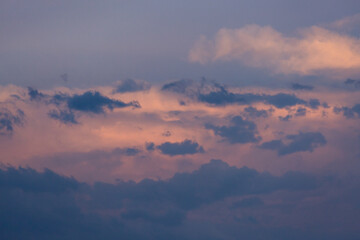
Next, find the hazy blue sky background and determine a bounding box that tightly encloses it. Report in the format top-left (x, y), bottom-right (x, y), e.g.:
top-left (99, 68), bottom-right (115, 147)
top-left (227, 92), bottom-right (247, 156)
top-left (1, 0), bottom-right (360, 88)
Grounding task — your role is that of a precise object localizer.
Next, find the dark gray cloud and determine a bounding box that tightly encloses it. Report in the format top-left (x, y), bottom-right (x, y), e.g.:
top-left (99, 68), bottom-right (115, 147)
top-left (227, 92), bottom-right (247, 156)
top-left (67, 91), bottom-right (140, 113)
top-left (260, 132), bottom-right (327, 156)
top-left (0, 109), bottom-right (24, 135)
top-left (344, 78), bottom-right (360, 88)
top-left (2, 159), bottom-right (359, 240)
top-left (27, 87), bottom-right (46, 101)
top-left (161, 79), bottom-right (195, 95)
top-left (162, 79), bottom-right (319, 109)
top-left (295, 107), bottom-right (307, 117)
top-left (26, 88), bottom-right (141, 123)
top-left (145, 142), bottom-right (155, 151)
top-left (114, 79), bottom-right (151, 93)
top-left (334, 104), bottom-right (360, 118)
top-left (307, 99), bottom-right (321, 109)
top-left (206, 116), bottom-right (261, 144)
top-left (244, 106), bottom-right (269, 118)
top-left (48, 109), bottom-right (78, 124)
top-left (157, 139), bottom-right (204, 156)
top-left (291, 83), bottom-right (314, 91)
top-left (279, 115), bottom-right (292, 121)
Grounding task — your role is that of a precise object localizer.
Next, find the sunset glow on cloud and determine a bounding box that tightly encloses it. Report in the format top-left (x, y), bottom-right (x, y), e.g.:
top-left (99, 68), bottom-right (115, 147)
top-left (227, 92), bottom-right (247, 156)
top-left (1, 1), bottom-right (360, 239)
top-left (189, 24), bottom-right (360, 78)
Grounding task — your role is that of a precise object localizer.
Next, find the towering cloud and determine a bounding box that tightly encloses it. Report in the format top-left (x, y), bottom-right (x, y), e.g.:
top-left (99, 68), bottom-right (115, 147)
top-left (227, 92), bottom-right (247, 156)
top-left (189, 24), bottom-right (360, 78)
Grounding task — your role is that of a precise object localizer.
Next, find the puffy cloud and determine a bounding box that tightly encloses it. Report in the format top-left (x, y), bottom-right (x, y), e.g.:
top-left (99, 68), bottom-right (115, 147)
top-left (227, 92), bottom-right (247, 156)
top-left (114, 79), bottom-right (151, 93)
top-left (206, 116), bottom-right (261, 144)
top-left (48, 109), bottom-right (78, 124)
top-left (0, 108), bottom-right (24, 135)
top-left (0, 160), bottom-right (325, 239)
top-left (260, 132), bottom-right (326, 156)
top-left (243, 106), bottom-right (269, 118)
top-left (27, 87), bottom-right (46, 101)
top-left (344, 78), bottom-right (360, 89)
top-left (333, 104), bottom-right (360, 118)
top-left (189, 24), bottom-right (360, 78)
top-left (67, 91), bottom-right (140, 113)
top-left (157, 139), bottom-right (204, 156)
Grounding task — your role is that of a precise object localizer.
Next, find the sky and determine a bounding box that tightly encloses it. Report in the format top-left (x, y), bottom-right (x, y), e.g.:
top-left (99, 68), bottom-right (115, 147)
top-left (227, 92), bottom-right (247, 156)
top-left (1, 1), bottom-right (360, 239)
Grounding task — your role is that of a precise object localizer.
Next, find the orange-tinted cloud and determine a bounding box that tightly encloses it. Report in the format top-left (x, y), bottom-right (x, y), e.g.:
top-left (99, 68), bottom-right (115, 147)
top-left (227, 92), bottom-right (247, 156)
top-left (189, 23), bottom-right (360, 78)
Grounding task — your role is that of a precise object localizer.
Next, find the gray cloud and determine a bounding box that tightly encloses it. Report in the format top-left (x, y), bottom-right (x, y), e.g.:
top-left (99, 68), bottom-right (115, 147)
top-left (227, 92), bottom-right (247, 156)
top-left (334, 104), bottom-right (360, 118)
top-left (260, 132), bottom-right (327, 155)
top-left (0, 109), bottom-right (25, 135)
top-left (114, 79), bottom-right (151, 93)
top-left (157, 139), bottom-right (204, 156)
top-left (206, 116), bottom-right (261, 144)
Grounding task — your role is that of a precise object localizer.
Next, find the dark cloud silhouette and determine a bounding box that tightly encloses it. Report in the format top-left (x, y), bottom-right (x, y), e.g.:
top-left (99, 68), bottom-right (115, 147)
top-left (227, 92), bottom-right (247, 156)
top-left (0, 166), bottom-right (78, 193)
top-left (114, 79), bottom-right (151, 93)
top-left (161, 79), bottom-right (317, 109)
top-left (344, 78), bottom-right (360, 88)
top-left (295, 107), bottom-right (307, 117)
top-left (161, 79), bottom-right (195, 95)
top-left (244, 106), bottom-right (268, 118)
top-left (279, 115), bottom-right (292, 121)
top-left (67, 91), bottom-right (140, 113)
top-left (2, 160), bottom-right (360, 240)
top-left (291, 83), bottom-right (314, 91)
top-left (157, 139), bottom-right (204, 156)
top-left (307, 99), bottom-right (321, 109)
top-left (27, 87), bottom-right (46, 101)
top-left (0, 109), bottom-right (24, 135)
top-left (145, 142), bottom-right (155, 151)
top-left (333, 104), bottom-right (360, 118)
top-left (198, 87), bottom-right (309, 108)
top-left (206, 116), bottom-right (261, 144)
top-left (260, 132), bottom-right (326, 155)
top-left (48, 109), bottom-right (78, 124)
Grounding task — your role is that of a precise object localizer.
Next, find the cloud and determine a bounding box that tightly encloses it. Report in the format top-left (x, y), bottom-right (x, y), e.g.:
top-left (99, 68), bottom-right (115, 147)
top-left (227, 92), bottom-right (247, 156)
top-left (295, 107), bottom-right (307, 117)
top-left (27, 87), bottom-right (46, 101)
top-left (157, 139), bottom-right (204, 156)
top-left (279, 115), bottom-right (292, 122)
top-left (260, 132), bottom-right (327, 155)
top-left (189, 24), bottom-right (360, 78)
top-left (243, 106), bottom-right (269, 118)
top-left (344, 78), bottom-right (360, 89)
top-left (292, 83), bottom-right (314, 91)
top-left (333, 104), bottom-right (360, 118)
top-left (48, 109), bottom-right (78, 124)
top-left (0, 166), bottom-right (78, 193)
top-left (114, 79), bottom-right (151, 93)
top-left (0, 108), bottom-right (24, 135)
top-left (206, 116), bottom-right (261, 144)
top-left (0, 160), bottom-right (324, 239)
top-left (161, 79), bottom-right (319, 109)
top-left (67, 91), bottom-right (140, 113)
